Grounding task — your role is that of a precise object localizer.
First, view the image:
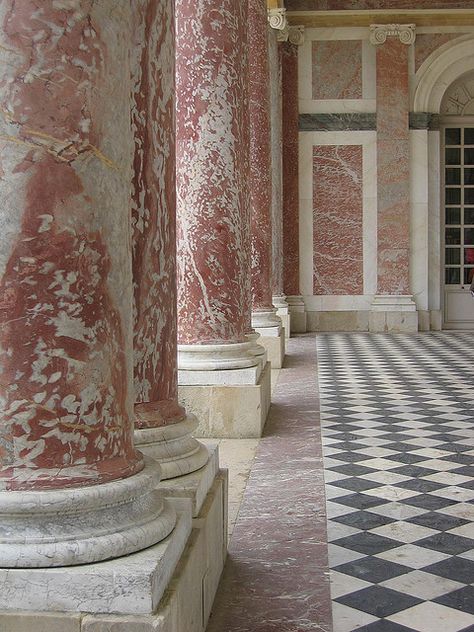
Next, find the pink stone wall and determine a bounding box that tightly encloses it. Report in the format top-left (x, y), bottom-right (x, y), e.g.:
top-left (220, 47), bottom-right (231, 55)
top-left (282, 43), bottom-right (301, 297)
top-left (312, 41), bottom-right (362, 100)
top-left (287, 1), bottom-right (473, 9)
top-left (176, 0), bottom-right (249, 345)
top-left (0, 1), bottom-right (140, 490)
top-left (313, 146), bottom-right (364, 295)
top-left (249, 0), bottom-right (273, 311)
top-left (131, 0), bottom-right (184, 427)
top-left (376, 39), bottom-right (410, 295)
top-left (415, 34), bottom-right (466, 72)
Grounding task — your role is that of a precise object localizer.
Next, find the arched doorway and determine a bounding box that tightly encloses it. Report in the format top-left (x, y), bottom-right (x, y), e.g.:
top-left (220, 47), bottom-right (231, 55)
top-left (440, 72), bottom-right (474, 329)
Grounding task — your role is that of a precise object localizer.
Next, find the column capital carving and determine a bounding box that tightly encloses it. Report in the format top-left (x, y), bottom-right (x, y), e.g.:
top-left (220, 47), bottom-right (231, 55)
top-left (369, 23), bottom-right (416, 46)
top-left (288, 26), bottom-right (305, 46)
top-left (268, 7), bottom-right (288, 32)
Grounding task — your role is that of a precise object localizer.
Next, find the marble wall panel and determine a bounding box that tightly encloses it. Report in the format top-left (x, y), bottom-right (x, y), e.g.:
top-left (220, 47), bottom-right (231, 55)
top-left (312, 41), bottom-right (362, 100)
top-left (414, 33), bottom-right (466, 72)
top-left (313, 145), bottom-right (364, 295)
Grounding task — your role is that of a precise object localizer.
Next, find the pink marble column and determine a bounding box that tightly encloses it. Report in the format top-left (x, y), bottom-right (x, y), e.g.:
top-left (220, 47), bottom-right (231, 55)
top-left (176, 0), bottom-right (258, 371)
top-left (131, 0), bottom-right (208, 479)
top-left (0, 0), bottom-right (174, 567)
top-left (376, 37), bottom-right (411, 294)
top-left (281, 39), bottom-right (306, 332)
top-left (248, 0), bottom-right (281, 333)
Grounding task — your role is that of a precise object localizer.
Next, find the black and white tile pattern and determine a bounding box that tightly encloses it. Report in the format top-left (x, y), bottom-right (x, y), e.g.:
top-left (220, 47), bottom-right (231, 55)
top-left (317, 332), bottom-right (474, 632)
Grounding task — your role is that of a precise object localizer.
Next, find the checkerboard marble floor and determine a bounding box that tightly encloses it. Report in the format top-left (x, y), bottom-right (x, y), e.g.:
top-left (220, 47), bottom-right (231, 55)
top-left (317, 332), bottom-right (474, 632)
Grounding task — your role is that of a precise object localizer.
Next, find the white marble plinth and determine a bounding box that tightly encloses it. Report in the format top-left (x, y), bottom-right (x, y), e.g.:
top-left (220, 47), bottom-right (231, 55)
top-left (178, 361), bottom-right (271, 438)
top-left (0, 501), bottom-right (190, 614)
top-left (287, 295), bottom-right (307, 333)
top-left (135, 415), bottom-right (209, 480)
top-left (159, 443), bottom-right (219, 517)
top-left (0, 472), bottom-right (228, 632)
top-left (256, 332), bottom-right (285, 369)
top-left (0, 459), bottom-right (176, 568)
top-left (369, 310), bottom-right (419, 333)
top-left (274, 299), bottom-right (291, 339)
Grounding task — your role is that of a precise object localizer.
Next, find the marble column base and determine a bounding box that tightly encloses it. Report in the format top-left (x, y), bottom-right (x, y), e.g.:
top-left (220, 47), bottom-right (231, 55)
top-left (178, 361), bottom-right (272, 438)
top-left (254, 331), bottom-right (285, 369)
top-left (287, 295), bottom-right (307, 333)
top-left (159, 443), bottom-right (220, 518)
top-left (135, 415), bottom-right (209, 480)
top-left (0, 469), bottom-right (228, 631)
top-left (273, 296), bottom-right (291, 339)
top-left (0, 458), bottom-right (176, 568)
top-left (246, 331), bottom-right (268, 368)
top-left (369, 295), bottom-right (419, 333)
top-left (178, 341), bottom-right (258, 371)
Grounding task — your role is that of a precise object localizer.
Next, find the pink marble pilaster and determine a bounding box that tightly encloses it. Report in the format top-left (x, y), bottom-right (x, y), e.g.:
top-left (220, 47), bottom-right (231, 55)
top-left (269, 30), bottom-right (285, 299)
top-left (0, 0), bottom-right (141, 491)
top-left (176, 0), bottom-right (249, 347)
top-left (281, 42), bottom-right (301, 298)
top-left (248, 0), bottom-right (274, 314)
top-left (376, 37), bottom-right (411, 295)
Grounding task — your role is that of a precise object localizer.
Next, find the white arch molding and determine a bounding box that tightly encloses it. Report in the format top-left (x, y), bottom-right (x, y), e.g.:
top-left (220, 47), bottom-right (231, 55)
top-left (413, 35), bottom-right (474, 113)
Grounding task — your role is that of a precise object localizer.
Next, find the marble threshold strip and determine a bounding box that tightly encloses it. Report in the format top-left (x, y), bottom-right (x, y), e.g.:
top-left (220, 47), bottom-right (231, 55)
top-left (206, 335), bottom-right (332, 632)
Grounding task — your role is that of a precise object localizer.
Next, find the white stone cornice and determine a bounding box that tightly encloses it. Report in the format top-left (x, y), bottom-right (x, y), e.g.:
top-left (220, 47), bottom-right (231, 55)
top-left (369, 23), bottom-right (416, 46)
top-left (288, 25), bottom-right (305, 46)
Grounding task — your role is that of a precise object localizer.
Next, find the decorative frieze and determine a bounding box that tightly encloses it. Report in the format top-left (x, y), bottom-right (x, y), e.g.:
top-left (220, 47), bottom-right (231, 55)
top-left (369, 24), bottom-right (416, 46)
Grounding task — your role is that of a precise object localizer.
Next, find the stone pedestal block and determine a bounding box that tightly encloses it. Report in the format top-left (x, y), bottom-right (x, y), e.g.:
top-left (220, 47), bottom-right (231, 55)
top-left (178, 362), bottom-right (272, 438)
top-left (369, 295), bottom-right (419, 332)
top-left (255, 332), bottom-right (285, 368)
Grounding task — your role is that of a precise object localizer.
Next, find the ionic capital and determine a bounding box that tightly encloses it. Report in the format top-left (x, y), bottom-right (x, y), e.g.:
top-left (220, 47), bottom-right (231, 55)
top-left (287, 26), bottom-right (305, 46)
top-left (268, 7), bottom-right (288, 32)
top-left (369, 23), bottom-right (416, 46)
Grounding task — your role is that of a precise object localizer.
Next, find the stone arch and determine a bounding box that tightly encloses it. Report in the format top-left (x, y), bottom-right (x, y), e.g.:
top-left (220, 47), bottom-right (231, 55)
top-left (412, 35), bottom-right (474, 113)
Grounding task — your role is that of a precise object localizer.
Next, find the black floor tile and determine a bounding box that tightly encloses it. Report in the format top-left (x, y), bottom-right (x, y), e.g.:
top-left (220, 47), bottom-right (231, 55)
top-left (424, 557), bottom-right (474, 583)
top-left (415, 532), bottom-right (474, 555)
top-left (327, 463), bottom-right (377, 476)
top-left (407, 511), bottom-right (470, 531)
top-left (332, 532), bottom-right (401, 555)
top-left (331, 477), bottom-right (384, 493)
top-left (357, 620), bottom-right (417, 632)
top-left (394, 479), bottom-right (445, 494)
top-left (403, 494), bottom-right (457, 511)
top-left (334, 493), bottom-right (391, 510)
top-left (333, 556), bottom-right (411, 583)
top-left (333, 510), bottom-right (395, 531)
top-left (335, 585), bottom-right (422, 617)
top-left (390, 465), bottom-right (438, 478)
top-left (434, 586), bottom-right (474, 615)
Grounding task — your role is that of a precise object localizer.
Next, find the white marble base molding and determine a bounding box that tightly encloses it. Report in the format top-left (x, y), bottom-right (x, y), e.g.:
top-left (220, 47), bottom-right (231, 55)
top-left (246, 331), bottom-right (268, 367)
top-left (0, 459), bottom-right (175, 568)
top-left (251, 307), bottom-right (282, 331)
top-left (178, 361), bottom-right (272, 438)
top-left (287, 295), bottom-right (307, 333)
top-left (135, 415), bottom-right (209, 480)
top-left (177, 341), bottom-right (258, 371)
